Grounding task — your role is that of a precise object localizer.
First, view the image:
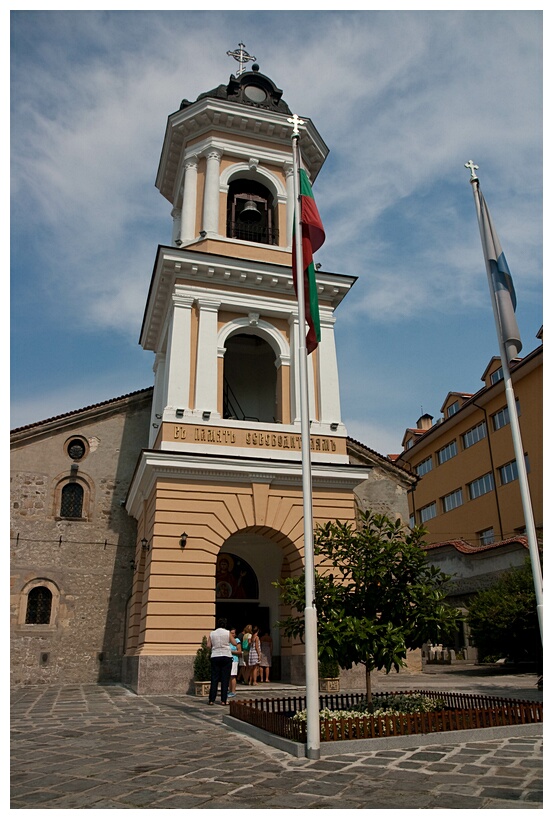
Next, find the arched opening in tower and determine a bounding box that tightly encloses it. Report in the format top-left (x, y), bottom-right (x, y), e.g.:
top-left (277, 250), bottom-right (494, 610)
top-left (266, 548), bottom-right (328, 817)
top-left (226, 179), bottom-right (278, 245)
top-left (223, 333), bottom-right (277, 422)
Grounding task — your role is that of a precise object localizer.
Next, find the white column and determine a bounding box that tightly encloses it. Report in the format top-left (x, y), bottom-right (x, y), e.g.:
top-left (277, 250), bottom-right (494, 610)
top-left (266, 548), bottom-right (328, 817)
top-left (171, 208), bottom-right (181, 246)
top-left (318, 314), bottom-right (342, 424)
top-left (201, 148), bottom-right (223, 237)
top-left (291, 314), bottom-right (317, 422)
top-left (165, 293), bottom-right (194, 410)
top-left (289, 315), bottom-right (301, 423)
top-left (150, 353), bottom-right (166, 446)
top-left (180, 155), bottom-right (198, 243)
top-left (194, 298), bottom-right (221, 416)
top-left (284, 162), bottom-right (295, 247)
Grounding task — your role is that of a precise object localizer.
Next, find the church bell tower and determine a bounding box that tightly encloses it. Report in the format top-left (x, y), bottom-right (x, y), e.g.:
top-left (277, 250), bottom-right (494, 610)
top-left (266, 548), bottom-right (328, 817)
top-left (123, 50), bottom-right (369, 693)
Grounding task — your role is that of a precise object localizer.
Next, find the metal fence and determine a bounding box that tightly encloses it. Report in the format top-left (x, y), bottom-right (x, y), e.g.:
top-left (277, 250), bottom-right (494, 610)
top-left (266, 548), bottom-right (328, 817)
top-left (228, 690), bottom-right (542, 743)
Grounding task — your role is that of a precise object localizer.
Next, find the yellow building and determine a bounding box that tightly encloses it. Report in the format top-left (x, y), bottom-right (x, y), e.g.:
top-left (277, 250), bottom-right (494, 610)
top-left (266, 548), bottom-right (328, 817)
top-left (396, 333), bottom-right (542, 547)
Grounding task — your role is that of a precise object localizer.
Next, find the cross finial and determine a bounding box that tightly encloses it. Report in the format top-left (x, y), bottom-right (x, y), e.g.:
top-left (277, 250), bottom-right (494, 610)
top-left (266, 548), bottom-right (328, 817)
top-left (464, 160), bottom-right (479, 180)
top-left (287, 114), bottom-right (305, 137)
top-left (226, 42), bottom-right (256, 77)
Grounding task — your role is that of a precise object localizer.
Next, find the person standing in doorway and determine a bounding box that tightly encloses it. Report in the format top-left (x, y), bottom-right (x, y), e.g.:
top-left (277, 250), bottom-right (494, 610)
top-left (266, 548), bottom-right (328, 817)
top-left (259, 629), bottom-right (273, 682)
top-left (228, 627), bottom-right (241, 698)
top-left (207, 618), bottom-right (233, 705)
top-left (248, 625), bottom-right (261, 685)
top-left (240, 624), bottom-right (252, 685)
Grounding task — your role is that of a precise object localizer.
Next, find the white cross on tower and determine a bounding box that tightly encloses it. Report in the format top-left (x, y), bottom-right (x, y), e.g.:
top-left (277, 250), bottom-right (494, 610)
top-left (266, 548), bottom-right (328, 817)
top-left (287, 114), bottom-right (305, 137)
top-left (464, 160), bottom-right (479, 180)
top-left (226, 42), bottom-right (256, 77)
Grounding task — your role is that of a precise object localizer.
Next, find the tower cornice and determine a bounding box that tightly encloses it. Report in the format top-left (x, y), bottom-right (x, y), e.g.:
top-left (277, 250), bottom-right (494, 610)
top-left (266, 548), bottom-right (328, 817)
top-left (156, 96), bottom-right (328, 205)
top-left (140, 247), bottom-right (357, 352)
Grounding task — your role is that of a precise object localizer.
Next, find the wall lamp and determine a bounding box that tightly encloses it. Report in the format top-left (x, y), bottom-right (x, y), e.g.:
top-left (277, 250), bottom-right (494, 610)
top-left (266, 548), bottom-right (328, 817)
top-left (155, 413), bottom-right (162, 419)
top-left (199, 230), bottom-right (207, 239)
top-left (152, 423), bottom-right (159, 428)
top-left (330, 422), bottom-right (339, 431)
top-left (179, 532), bottom-right (188, 549)
top-left (130, 558), bottom-right (136, 571)
top-left (175, 408), bottom-right (184, 418)
top-left (202, 411), bottom-right (211, 421)
top-left (141, 538), bottom-right (150, 552)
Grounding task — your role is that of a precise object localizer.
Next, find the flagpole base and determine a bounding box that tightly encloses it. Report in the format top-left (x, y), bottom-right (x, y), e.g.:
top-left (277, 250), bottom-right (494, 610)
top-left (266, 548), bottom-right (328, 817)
top-left (306, 747), bottom-right (321, 760)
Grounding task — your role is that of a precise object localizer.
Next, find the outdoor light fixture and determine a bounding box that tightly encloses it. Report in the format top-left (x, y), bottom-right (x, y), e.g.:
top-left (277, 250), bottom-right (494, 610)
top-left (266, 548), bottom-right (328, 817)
top-left (175, 408), bottom-right (184, 418)
top-left (152, 423), bottom-right (159, 428)
top-left (130, 559), bottom-right (137, 572)
top-left (175, 239), bottom-right (183, 246)
top-left (330, 422), bottom-right (339, 431)
top-left (179, 532), bottom-right (188, 549)
top-left (199, 230), bottom-right (207, 238)
top-left (155, 413), bottom-right (162, 419)
top-left (202, 411), bottom-right (211, 421)
top-left (141, 538), bottom-right (150, 552)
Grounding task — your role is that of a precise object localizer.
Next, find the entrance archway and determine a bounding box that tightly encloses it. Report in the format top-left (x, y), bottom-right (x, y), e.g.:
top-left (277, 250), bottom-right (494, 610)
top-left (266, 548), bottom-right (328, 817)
top-left (215, 530), bottom-right (289, 680)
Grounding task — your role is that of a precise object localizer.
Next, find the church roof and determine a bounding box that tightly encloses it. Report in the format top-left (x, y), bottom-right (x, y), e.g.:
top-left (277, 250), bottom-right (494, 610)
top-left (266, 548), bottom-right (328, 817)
top-left (10, 387), bottom-right (153, 437)
top-left (179, 65), bottom-right (292, 115)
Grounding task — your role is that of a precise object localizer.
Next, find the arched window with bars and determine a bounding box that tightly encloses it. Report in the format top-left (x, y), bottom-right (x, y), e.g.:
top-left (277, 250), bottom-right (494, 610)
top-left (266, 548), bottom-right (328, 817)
top-left (25, 586), bottom-right (53, 625)
top-left (60, 482), bottom-right (84, 518)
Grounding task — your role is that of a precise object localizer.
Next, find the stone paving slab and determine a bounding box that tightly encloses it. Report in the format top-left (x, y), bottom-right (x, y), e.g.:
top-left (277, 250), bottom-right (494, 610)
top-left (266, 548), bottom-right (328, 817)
top-left (10, 673), bottom-right (543, 809)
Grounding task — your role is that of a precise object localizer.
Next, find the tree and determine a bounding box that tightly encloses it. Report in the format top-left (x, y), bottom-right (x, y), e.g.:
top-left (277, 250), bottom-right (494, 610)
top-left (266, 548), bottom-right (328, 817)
top-left (467, 559), bottom-right (541, 668)
top-left (276, 510), bottom-right (460, 702)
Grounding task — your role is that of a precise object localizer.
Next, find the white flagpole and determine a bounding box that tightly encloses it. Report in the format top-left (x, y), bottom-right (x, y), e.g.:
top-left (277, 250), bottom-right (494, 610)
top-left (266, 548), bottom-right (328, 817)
top-left (289, 114), bottom-right (320, 760)
top-left (466, 164), bottom-right (543, 641)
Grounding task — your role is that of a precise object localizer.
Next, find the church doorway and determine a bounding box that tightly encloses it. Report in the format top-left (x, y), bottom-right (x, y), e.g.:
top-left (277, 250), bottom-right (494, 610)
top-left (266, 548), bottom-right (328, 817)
top-left (215, 532), bottom-right (285, 680)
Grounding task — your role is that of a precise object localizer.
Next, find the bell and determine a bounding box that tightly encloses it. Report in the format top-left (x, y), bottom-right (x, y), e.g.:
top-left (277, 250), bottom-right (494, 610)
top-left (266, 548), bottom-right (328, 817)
top-left (239, 200), bottom-right (262, 222)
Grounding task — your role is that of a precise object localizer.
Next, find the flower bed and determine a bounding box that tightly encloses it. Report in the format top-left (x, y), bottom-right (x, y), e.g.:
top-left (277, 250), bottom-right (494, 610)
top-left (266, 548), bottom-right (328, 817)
top-left (228, 690), bottom-right (542, 743)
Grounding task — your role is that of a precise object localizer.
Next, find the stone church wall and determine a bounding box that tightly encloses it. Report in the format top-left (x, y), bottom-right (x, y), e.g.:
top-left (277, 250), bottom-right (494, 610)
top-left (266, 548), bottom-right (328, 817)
top-left (10, 392), bottom-right (151, 687)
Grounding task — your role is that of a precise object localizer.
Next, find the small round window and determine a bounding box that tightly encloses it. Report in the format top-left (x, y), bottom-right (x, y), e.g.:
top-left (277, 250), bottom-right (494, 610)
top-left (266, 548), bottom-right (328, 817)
top-left (67, 438), bottom-right (86, 461)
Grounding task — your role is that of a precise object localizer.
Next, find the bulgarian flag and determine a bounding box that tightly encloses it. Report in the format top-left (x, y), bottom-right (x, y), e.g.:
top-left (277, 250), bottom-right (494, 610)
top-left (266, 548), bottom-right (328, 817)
top-left (292, 164), bottom-right (325, 354)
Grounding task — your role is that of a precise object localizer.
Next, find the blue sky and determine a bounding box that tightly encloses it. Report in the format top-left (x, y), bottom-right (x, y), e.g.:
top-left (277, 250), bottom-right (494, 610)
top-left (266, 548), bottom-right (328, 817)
top-left (10, 8), bottom-right (543, 457)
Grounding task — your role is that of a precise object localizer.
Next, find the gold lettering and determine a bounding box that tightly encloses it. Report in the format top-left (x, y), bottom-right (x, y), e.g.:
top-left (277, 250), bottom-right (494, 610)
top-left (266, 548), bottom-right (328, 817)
top-left (194, 428), bottom-right (200, 441)
top-left (207, 430), bottom-right (215, 442)
top-left (322, 439), bottom-right (329, 451)
top-left (252, 433), bottom-right (258, 445)
top-left (277, 435), bottom-right (282, 447)
top-left (272, 434), bottom-right (277, 447)
top-left (283, 436), bottom-right (289, 449)
top-left (315, 439), bottom-right (321, 450)
top-left (331, 441), bottom-right (336, 451)
top-left (174, 426), bottom-right (181, 439)
top-left (246, 433), bottom-right (251, 444)
top-left (230, 432), bottom-right (235, 443)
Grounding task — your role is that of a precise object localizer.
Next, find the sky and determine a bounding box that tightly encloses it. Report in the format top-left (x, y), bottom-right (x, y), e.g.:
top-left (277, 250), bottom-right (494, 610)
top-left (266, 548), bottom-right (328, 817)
top-left (10, 7), bottom-right (543, 458)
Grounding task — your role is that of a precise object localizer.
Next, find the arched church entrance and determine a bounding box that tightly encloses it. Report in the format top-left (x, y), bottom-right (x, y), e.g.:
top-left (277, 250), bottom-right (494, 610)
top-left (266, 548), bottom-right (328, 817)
top-left (215, 530), bottom-right (288, 681)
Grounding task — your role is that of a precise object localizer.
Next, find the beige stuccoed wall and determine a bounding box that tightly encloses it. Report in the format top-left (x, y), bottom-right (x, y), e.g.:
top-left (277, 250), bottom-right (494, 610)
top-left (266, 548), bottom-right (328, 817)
top-left (126, 477), bottom-right (358, 658)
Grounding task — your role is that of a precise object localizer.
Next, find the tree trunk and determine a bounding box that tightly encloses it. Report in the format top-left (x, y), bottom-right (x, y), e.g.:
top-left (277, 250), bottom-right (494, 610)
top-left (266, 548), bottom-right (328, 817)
top-left (365, 667), bottom-right (372, 704)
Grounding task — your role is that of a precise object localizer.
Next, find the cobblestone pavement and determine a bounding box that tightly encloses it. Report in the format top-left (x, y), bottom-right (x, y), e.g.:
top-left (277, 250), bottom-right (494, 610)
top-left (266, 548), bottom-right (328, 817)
top-left (11, 669), bottom-right (543, 810)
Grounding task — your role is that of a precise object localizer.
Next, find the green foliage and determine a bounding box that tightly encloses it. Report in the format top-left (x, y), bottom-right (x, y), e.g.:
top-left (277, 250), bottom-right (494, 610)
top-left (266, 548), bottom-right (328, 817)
top-left (276, 510), bottom-right (460, 682)
top-left (193, 636), bottom-right (211, 681)
top-left (318, 655), bottom-right (340, 678)
top-left (293, 693), bottom-right (447, 722)
top-left (467, 559), bottom-right (541, 667)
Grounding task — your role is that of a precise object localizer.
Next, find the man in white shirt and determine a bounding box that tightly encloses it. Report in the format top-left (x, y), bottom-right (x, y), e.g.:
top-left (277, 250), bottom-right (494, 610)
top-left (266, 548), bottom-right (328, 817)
top-left (206, 618), bottom-right (233, 705)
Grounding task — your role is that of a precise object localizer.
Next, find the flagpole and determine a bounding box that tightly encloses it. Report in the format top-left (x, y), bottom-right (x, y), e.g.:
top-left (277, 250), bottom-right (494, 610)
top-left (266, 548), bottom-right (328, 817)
top-left (290, 114), bottom-right (320, 760)
top-left (466, 164), bottom-right (543, 641)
